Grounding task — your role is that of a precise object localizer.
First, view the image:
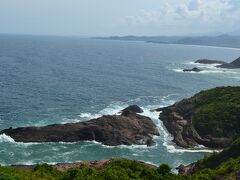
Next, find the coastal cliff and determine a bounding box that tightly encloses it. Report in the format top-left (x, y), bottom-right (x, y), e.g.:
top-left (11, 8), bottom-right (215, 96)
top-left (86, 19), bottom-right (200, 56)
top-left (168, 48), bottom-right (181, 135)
top-left (157, 86), bottom-right (240, 148)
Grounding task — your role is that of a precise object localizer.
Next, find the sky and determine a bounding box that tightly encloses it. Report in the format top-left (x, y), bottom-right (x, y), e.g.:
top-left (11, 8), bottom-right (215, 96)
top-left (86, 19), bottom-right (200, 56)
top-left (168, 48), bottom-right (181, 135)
top-left (0, 0), bottom-right (240, 36)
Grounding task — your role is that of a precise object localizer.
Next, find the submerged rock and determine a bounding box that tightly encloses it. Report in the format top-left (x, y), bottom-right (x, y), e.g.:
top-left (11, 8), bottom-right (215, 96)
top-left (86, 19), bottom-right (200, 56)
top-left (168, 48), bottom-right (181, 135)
top-left (0, 106), bottom-right (159, 146)
top-left (183, 67), bottom-right (202, 72)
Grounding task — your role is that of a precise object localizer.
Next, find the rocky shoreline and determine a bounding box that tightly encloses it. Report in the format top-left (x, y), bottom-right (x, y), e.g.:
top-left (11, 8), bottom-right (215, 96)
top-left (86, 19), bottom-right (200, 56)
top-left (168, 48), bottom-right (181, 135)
top-left (0, 105), bottom-right (159, 146)
top-left (181, 57), bottom-right (240, 73)
top-left (156, 102), bottom-right (232, 149)
top-left (1, 87), bottom-right (239, 177)
top-left (155, 86), bottom-right (240, 149)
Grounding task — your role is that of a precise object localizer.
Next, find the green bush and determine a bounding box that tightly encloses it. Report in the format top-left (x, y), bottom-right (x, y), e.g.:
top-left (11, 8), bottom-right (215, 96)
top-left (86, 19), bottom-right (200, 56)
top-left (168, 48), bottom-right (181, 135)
top-left (157, 164), bottom-right (171, 175)
top-left (0, 160), bottom-right (181, 180)
top-left (182, 86), bottom-right (240, 141)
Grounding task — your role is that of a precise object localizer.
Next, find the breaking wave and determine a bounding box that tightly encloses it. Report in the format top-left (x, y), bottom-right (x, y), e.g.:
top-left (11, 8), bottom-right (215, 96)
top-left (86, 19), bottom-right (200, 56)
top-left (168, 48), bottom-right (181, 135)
top-left (172, 61), bottom-right (240, 76)
top-left (0, 134), bottom-right (15, 143)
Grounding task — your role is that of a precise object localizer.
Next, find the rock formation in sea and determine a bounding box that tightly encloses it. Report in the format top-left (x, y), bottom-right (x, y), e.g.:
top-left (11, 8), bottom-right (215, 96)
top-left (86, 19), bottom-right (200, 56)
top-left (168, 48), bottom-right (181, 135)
top-left (0, 105), bottom-right (159, 146)
top-left (121, 105), bottom-right (143, 114)
top-left (195, 59), bottom-right (225, 64)
top-left (183, 67), bottom-right (202, 72)
top-left (195, 57), bottom-right (240, 69)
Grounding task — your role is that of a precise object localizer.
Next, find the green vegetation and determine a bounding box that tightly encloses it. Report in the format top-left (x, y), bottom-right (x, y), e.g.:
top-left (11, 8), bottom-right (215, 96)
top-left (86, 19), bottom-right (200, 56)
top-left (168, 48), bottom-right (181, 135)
top-left (186, 137), bottom-right (240, 179)
top-left (187, 86), bottom-right (240, 139)
top-left (1, 152), bottom-right (239, 180)
top-left (194, 138), bottom-right (240, 170)
top-left (0, 159), bottom-right (186, 180)
top-left (1, 154), bottom-right (240, 180)
top-left (192, 157), bottom-right (240, 180)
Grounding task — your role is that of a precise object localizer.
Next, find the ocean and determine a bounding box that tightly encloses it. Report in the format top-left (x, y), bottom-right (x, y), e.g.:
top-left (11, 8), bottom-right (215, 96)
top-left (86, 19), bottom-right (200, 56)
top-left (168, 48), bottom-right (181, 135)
top-left (0, 34), bottom-right (239, 169)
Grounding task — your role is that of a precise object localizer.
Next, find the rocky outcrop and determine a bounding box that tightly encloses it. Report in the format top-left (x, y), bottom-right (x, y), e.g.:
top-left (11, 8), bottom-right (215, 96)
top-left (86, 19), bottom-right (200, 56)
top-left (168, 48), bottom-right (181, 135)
top-left (195, 59), bottom-right (225, 64)
top-left (121, 105), bottom-right (143, 116)
top-left (183, 67), bottom-right (202, 72)
top-left (158, 101), bottom-right (232, 148)
top-left (0, 106), bottom-right (159, 146)
top-left (156, 87), bottom-right (240, 149)
top-left (158, 102), bottom-right (203, 148)
top-left (177, 163), bottom-right (196, 175)
top-left (231, 57), bottom-right (240, 66)
top-left (195, 57), bottom-right (240, 69)
top-left (217, 57), bottom-right (240, 69)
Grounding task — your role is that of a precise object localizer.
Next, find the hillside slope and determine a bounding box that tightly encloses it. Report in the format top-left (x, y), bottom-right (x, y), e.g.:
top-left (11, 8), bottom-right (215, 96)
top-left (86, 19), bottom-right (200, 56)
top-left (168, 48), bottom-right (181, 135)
top-left (179, 138), bottom-right (240, 179)
top-left (158, 86), bottom-right (240, 148)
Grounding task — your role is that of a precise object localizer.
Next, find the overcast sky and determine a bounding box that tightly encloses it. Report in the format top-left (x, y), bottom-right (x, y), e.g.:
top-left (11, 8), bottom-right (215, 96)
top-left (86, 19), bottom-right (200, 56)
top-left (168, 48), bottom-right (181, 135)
top-left (0, 0), bottom-right (240, 36)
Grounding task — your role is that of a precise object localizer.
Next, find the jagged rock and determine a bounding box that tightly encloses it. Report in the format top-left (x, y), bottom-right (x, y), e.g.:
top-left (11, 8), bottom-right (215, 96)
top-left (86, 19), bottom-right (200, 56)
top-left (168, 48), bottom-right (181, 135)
top-left (0, 106), bottom-right (159, 146)
top-left (231, 57), bottom-right (240, 66)
top-left (121, 105), bottom-right (143, 116)
top-left (159, 101), bottom-right (232, 148)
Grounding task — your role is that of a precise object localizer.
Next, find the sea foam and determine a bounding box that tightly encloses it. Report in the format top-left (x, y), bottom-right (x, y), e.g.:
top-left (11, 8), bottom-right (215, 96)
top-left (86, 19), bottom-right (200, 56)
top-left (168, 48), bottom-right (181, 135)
top-left (0, 134), bottom-right (15, 143)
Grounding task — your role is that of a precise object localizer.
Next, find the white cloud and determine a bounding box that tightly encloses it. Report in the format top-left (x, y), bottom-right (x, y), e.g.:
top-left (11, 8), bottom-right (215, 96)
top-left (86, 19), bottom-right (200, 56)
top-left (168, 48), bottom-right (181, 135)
top-left (121, 0), bottom-right (240, 34)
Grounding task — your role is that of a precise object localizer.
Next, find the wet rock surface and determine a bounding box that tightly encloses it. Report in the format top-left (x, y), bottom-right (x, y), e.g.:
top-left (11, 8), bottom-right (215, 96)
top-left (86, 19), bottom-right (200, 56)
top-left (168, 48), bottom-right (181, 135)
top-left (0, 105), bottom-right (159, 146)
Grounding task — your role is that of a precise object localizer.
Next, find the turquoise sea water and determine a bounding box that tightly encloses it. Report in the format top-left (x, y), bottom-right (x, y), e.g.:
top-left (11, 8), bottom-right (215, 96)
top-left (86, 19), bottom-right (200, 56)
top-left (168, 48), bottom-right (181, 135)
top-left (0, 35), bottom-right (239, 168)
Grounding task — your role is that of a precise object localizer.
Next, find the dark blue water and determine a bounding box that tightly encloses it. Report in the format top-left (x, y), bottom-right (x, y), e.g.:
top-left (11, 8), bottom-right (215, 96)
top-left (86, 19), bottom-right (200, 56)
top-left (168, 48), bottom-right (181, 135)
top-left (0, 35), bottom-right (239, 168)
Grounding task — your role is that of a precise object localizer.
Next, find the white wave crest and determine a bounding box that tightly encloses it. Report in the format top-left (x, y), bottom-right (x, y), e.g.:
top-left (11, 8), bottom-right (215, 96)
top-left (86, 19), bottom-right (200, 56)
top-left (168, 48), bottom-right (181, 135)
top-left (173, 61), bottom-right (240, 76)
top-left (174, 67), bottom-right (240, 75)
top-left (0, 134), bottom-right (15, 143)
top-left (78, 112), bottom-right (101, 120)
top-left (185, 62), bottom-right (222, 68)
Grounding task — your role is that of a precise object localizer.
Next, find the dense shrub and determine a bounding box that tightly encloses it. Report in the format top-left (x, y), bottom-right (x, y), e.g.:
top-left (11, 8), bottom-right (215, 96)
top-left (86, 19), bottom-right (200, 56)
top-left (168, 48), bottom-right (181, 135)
top-left (0, 160), bottom-right (182, 180)
top-left (157, 164), bottom-right (171, 175)
top-left (184, 86), bottom-right (240, 140)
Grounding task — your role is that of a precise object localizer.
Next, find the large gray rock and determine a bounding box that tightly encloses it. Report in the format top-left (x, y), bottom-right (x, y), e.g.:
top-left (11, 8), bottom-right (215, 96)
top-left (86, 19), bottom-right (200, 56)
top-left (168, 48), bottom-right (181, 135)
top-left (0, 106), bottom-right (159, 146)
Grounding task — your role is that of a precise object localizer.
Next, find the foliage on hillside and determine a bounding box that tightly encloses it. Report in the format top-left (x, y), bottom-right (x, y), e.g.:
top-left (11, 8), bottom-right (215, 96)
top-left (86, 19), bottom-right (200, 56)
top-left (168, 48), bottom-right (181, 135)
top-left (186, 86), bottom-right (240, 139)
top-left (192, 157), bottom-right (240, 180)
top-left (193, 138), bottom-right (240, 171)
top-left (1, 155), bottom-right (239, 180)
top-left (176, 138), bottom-right (240, 179)
top-left (0, 159), bottom-right (186, 180)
